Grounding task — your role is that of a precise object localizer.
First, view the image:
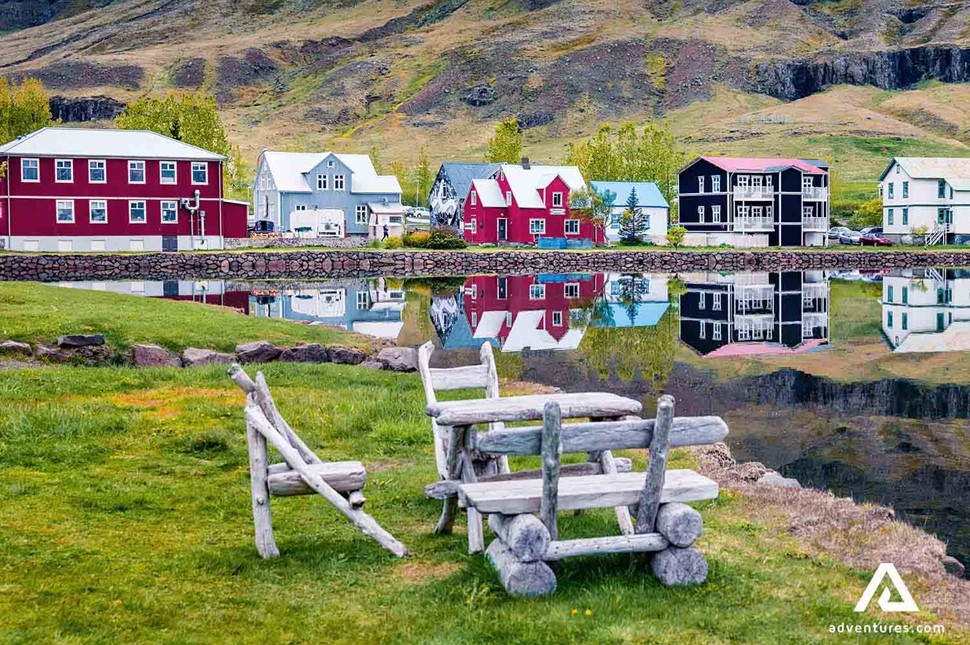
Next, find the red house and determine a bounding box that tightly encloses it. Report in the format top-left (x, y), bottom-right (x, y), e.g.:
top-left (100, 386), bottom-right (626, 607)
top-left (0, 127), bottom-right (249, 252)
top-left (462, 274), bottom-right (604, 351)
top-left (462, 161), bottom-right (603, 245)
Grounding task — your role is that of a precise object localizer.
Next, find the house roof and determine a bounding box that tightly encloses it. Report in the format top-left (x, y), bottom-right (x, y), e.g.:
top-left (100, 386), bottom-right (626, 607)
top-left (439, 162), bottom-right (501, 201)
top-left (589, 181), bottom-right (669, 209)
top-left (695, 156), bottom-right (826, 175)
top-left (260, 150), bottom-right (402, 195)
top-left (470, 178), bottom-right (507, 207)
top-left (499, 164), bottom-right (586, 209)
top-left (368, 201), bottom-right (406, 214)
top-left (878, 157), bottom-right (970, 184)
top-left (0, 127), bottom-right (225, 161)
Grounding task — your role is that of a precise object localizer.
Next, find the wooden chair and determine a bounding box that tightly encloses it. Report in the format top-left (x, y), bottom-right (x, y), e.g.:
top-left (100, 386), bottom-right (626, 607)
top-left (458, 395), bottom-right (726, 596)
top-left (229, 364), bottom-right (408, 558)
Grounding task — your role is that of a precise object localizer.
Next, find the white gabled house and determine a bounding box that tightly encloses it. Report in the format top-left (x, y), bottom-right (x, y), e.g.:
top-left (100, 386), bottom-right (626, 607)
top-left (880, 157), bottom-right (970, 245)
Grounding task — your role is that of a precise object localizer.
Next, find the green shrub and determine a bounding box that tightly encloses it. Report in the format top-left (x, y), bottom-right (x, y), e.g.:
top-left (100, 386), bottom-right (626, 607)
top-left (404, 231), bottom-right (431, 248)
top-left (667, 225), bottom-right (687, 248)
top-left (425, 226), bottom-right (468, 249)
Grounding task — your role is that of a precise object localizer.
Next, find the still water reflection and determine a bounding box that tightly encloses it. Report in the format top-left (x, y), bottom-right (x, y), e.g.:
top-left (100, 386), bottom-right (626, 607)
top-left (53, 269), bottom-right (970, 569)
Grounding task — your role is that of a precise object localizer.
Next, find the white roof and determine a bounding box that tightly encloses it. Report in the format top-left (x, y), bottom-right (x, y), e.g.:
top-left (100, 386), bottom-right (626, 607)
top-left (0, 127), bottom-right (224, 161)
top-left (260, 150), bottom-right (402, 195)
top-left (352, 321), bottom-right (404, 339)
top-left (501, 310), bottom-right (585, 352)
top-left (474, 310), bottom-right (507, 339)
top-left (368, 201), bottom-right (406, 214)
top-left (471, 179), bottom-right (507, 207)
top-left (499, 164), bottom-right (586, 209)
top-left (889, 157), bottom-right (970, 184)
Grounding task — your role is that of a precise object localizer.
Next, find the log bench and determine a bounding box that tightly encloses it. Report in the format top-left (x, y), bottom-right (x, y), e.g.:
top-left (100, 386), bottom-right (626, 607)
top-left (456, 395), bottom-right (727, 596)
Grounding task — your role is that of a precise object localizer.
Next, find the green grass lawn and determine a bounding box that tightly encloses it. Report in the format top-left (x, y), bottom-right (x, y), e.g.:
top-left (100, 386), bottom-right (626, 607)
top-left (0, 283), bottom-right (370, 353)
top-left (0, 363), bottom-right (960, 644)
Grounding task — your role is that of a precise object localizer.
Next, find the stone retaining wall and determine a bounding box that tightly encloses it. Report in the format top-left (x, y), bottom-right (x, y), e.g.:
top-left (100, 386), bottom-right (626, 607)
top-left (3, 249), bottom-right (970, 281)
top-left (224, 236), bottom-right (368, 250)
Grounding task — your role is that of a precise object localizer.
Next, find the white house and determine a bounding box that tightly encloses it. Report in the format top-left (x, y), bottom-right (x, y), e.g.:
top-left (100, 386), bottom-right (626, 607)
top-left (882, 268), bottom-right (970, 352)
top-left (879, 157), bottom-right (970, 245)
top-left (589, 181), bottom-right (670, 243)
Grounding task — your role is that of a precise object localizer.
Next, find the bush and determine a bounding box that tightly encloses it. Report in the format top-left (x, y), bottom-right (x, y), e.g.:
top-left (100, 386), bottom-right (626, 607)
top-left (404, 231), bottom-right (431, 248)
top-left (385, 236), bottom-right (404, 249)
top-left (667, 225), bottom-right (687, 248)
top-left (425, 226), bottom-right (468, 249)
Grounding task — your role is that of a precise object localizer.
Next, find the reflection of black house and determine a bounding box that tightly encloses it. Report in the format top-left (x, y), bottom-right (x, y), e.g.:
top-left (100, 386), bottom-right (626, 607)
top-left (679, 271), bottom-right (829, 356)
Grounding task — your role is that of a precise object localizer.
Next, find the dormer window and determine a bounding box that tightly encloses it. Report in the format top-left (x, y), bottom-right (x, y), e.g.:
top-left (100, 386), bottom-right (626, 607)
top-left (506, 191), bottom-right (512, 206)
top-left (552, 192), bottom-right (563, 207)
top-left (470, 191), bottom-right (477, 206)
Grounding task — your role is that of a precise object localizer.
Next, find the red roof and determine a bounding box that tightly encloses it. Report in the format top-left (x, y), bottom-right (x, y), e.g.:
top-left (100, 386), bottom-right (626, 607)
top-left (700, 156), bottom-right (826, 175)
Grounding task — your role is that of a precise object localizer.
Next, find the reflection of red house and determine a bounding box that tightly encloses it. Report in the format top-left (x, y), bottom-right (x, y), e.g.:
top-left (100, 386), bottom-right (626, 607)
top-left (462, 162), bottom-right (603, 245)
top-left (165, 290), bottom-right (251, 314)
top-left (462, 274), bottom-right (604, 351)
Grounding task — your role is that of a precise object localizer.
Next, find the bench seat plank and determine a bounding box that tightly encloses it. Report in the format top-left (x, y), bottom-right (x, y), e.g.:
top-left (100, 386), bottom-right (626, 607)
top-left (428, 393), bottom-right (642, 427)
top-left (267, 461), bottom-right (366, 496)
top-left (459, 469), bottom-right (718, 515)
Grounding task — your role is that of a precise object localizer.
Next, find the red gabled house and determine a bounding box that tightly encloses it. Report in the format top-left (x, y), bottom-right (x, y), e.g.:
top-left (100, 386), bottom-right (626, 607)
top-left (0, 127), bottom-right (249, 252)
top-left (462, 160), bottom-right (603, 245)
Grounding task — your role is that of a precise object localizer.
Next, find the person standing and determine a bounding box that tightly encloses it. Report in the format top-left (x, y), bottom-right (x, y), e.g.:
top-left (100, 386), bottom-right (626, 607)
top-left (382, 224), bottom-right (389, 241)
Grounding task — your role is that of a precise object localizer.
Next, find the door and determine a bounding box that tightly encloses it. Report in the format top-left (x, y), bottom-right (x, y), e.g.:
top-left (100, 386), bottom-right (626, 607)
top-left (162, 236), bottom-right (178, 252)
top-left (498, 219), bottom-right (508, 242)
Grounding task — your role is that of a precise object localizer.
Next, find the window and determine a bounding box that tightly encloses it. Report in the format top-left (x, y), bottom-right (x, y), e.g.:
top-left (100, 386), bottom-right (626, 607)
top-left (334, 174), bottom-right (345, 190)
top-left (56, 200), bottom-right (74, 223)
top-left (161, 201), bottom-right (178, 223)
top-left (356, 291), bottom-right (369, 309)
top-left (698, 293), bottom-right (706, 310)
top-left (21, 158), bottom-right (39, 182)
top-left (129, 201), bottom-right (147, 223)
top-left (294, 204), bottom-right (307, 211)
top-left (699, 322), bottom-right (706, 339)
top-left (938, 207), bottom-right (947, 223)
top-left (128, 161), bottom-right (145, 184)
top-left (160, 161), bottom-right (177, 184)
top-left (752, 206), bottom-right (763, 218)
top-left (712, 293), bottom-right (722, 310)
top-left (328, 160), bottom-right (335, 168)
top-left (529, 219), bottom-right (545, 235)
top-left (552, 311), bottom-right (563, 326)
top-left (564, 219), bottom-right (579, 234)
top-left (888, 183), bottom-right (894, 199)
top-left (902, 181), bottom-right (909, 198)
top-left (939, 180), bottom-right (947, 198)
top-left (802, 206), bottom-right (813, 218)
top-left (737, 175), bottom-right (749, 188)
top-left (737, 205), bottom-right (750, 218)
top-left (470, 191), bottom-right (477, 206)
top-left (697, 205), bottom-right (705, 220)
top-left (471, 312), bottom-right (478, 327)
top-left (887, 311), bottom-right (893, 328)
top-left (89, 200), bottom-right (107, 224)
top-left (191, 162), bottom-right (208, 185)
top-left (552, 192), bottom-right (563, 207)
top-left (506, 191), bottom-right (513, 206)
top-left (55, 159), bottom-right (73, 183)
top-left (712, 176), bottom-right (720, 192)
top-left (895, 165), bottom-right (900, 174)
top-left (712, 205), bottom-right (721, 223)
top-left (902, 286), bottom-right (908, 304)
top-left (564, 282), bottom-right (580, 299)
top-left (356, 205), bottom-right (368, 225)
top-left (89, 160), bottom-right (106, 183)
top-left (529, 284), bottom-right (545, 300)
top-left (317, 174), bottom-right (327, 190)
top-left (887, 285), bottom-right (894, 302)
top-left (888, 208), bottom-right (894, 225)
top-left (902, 208), bottom-right (909, 225)
top-left (698, 176), bottom-right (705, 193)
top-left (902, 312), bottom-right (908, 331)
top-left (713, 324), bottom-right (722, 341)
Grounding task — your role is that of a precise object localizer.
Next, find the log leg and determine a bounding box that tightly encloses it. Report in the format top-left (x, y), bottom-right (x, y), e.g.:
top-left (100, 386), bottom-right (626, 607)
top-left (246, 418), bottom-right (279, 558)
top-left (435, 425), bottom-right (467, 535)
top-left (651, 546), bottom-right (708, 586)
top-left (487, 539), bottom-right (557, 597)
top-left (462, 449), bottom-right (485, 554)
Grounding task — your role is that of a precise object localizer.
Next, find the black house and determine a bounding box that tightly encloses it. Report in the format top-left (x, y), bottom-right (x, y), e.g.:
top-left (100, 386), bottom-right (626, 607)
top-left (428, 162), bottom-right (501, 230)
top-left (677, 157), bottom-right (831, 247)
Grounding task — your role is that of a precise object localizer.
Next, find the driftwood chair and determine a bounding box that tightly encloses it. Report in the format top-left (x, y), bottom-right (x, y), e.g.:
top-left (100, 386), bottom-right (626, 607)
top-left (458, 395), bottom-right (726, 596)
top-left (229, 364), bottom-right (408, 558)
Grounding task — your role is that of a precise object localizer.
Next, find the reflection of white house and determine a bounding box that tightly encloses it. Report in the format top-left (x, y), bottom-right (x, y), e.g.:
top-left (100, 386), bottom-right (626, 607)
top-left (593, 273), bottom-right (670, 328)
top-left (589, 182), bottom-right (670, 243)
top-left (882, 268), bottom-right (970, 352)
top-left (879, 157), bottom-right (970, 245)
top-left (56, 280), bottom-right (231, 298)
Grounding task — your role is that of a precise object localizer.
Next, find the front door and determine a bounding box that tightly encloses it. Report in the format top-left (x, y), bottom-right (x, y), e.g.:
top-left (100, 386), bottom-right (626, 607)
top-left (162, 236), bottom-right (178, 252)
top-left (497, 219), bottom-right (508, 242)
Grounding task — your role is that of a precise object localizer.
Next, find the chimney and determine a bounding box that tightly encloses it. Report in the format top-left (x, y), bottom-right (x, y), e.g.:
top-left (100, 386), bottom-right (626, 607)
top-left (521, 157), bottom-right (530, 170)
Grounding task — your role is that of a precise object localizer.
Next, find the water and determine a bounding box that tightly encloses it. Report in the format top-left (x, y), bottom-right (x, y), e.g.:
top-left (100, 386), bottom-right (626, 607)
top-left (47, 269), bottom-right (970, 566)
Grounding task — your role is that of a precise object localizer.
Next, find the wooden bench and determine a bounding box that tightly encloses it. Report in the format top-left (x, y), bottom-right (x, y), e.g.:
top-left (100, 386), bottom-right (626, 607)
top-left (229, 364), bottom-right (408, 559)
top-left (457, 395), bottom-right (727, 596)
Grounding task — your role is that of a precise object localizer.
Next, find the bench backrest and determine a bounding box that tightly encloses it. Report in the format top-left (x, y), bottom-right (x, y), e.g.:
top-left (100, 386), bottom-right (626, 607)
top-left (417, 341), bottom-right (501, 479)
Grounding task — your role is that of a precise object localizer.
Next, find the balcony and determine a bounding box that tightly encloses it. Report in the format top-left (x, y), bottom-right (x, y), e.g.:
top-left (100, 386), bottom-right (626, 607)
top-left (735, 313), bottom-right (774, 340)
top-left (735, 285), bottom-right (775, 313)
top-left (802, 187), bottom-right (829, 201)
top-left (803, 312), bottom-right (829, 338)
top-left (733, 216), bottom-right (774, 232)
top-left (733, 186), bottom-right (774, 200)
top-left (802, 216), bottom-right (828, 231)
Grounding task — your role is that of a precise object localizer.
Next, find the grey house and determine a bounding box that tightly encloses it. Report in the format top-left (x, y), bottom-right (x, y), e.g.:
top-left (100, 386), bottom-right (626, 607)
top-left (428, 162), bottom-right (500, 229)
top-left (253, 151), bottom-right (404, 238)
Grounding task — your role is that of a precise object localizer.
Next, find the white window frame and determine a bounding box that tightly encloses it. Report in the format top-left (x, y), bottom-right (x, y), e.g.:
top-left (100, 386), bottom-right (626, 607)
top-left (470, 191), bottom-right (477, 206)
top-left (160, 161), bottom-right (177, 185)
top-left (699, 322), bottom-right (706, 339)
top-left (294, 204), bottom-right (308, 211)
top-left (529, 284), bottom-right (546, 300)
top-left (355, 205), bottom-right (368, 225)
top-left (752, 206), bottom-right (763, 218)
top-left (712, 176), bottom-right (721, 192)
top-left (552, 311), bottom-right (563, 326)
top-left (713, 293), bottom-right (722, 310)
top-left (564, 219), bottom-right (580, 235)
top-left (128, 160), bottom-right (146, 184)
top-left (317, 174), bottom-right (328, 190)
top-left (161, 200), bottom-right (179, 224)
top-left (471, 311), bottom-right (478, 327)
top-left (89, 200), bottom-right (108, 224)
top-left (802, 205), bottom-right (813, 218)
top-left (529, 219), bottom-right (545, 235)
top-left (699, 293), bottom-right (706, 310)
top-left (712, 205), bottom-right (721, 223)
top-left (356, 291), bottom-right (369, 309)
top-left (698, 176), bottom-right (705, 193)
top-left (129, 200), bottom-right (147, 224)
top-left (564, 282), bottom-right (580, 299)
top-left (697, 205), bottom-right (705, 220)
top-left (713, 324), bottom-right (722, 341)
top-left (88, 160), bottom-right (106, 184)
top-left (552, 192), bottom-right (563, 207)
top-left (506, 191), bottom-right (513, 207)
top-left (56, 200), bottom-right (75, 223)
top-left (751, 176), bottom-right (762, 189)
top-left (55, 159), bottom-right (73, 183)
top-left (334, 174), bottom-right (345, 191)
top-left (191, 162), bottom-right (208, 185)
top-left (21, 158), bottom-right (39, 182)
top-left (737, 175), bottom-right (749, 188)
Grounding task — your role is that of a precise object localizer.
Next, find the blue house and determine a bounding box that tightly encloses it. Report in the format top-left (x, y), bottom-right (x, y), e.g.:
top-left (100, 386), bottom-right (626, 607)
top-left (253, 151), bottom-right (404, 238)
top-left (589, 181), bottom-right (670, 243)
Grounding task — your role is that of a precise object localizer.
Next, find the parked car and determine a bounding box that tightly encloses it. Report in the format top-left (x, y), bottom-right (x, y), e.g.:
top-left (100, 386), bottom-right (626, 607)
top-left (838, 230), bottom-right (862, 245)
top-left (860, 226), bottom-right (883, 236)
top-left (860, 231), bottom-right (892, 246)
top-left (828, 226), bottom-right (850, 240)
top-left (405, 207), bottom-right (431, 218)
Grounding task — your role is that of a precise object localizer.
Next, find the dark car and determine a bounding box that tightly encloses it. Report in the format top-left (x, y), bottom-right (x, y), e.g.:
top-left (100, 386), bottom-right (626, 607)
top-left (860, 232), bottom-right (892, 246)
top-left (860, 226), bottom-right (883, 236)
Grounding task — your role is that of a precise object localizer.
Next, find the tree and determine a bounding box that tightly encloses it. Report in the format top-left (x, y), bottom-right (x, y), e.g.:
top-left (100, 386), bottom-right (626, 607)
top-left (412, 146), bottom-right (432, 207)
top-left (667, 225), bottom-right (687, 248)
top-left (570, 186), bottom-right (614, 242)
top-left (849, 197), bottom-right (883, 230)
top-left (0, 78), bottom-right (55, 146)
top-left (115, 92), bottom-right (246, 200)
top-left (618, 187), bottom-right (647, 244)
top-left (484, 118), bottom-right (522, 163)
